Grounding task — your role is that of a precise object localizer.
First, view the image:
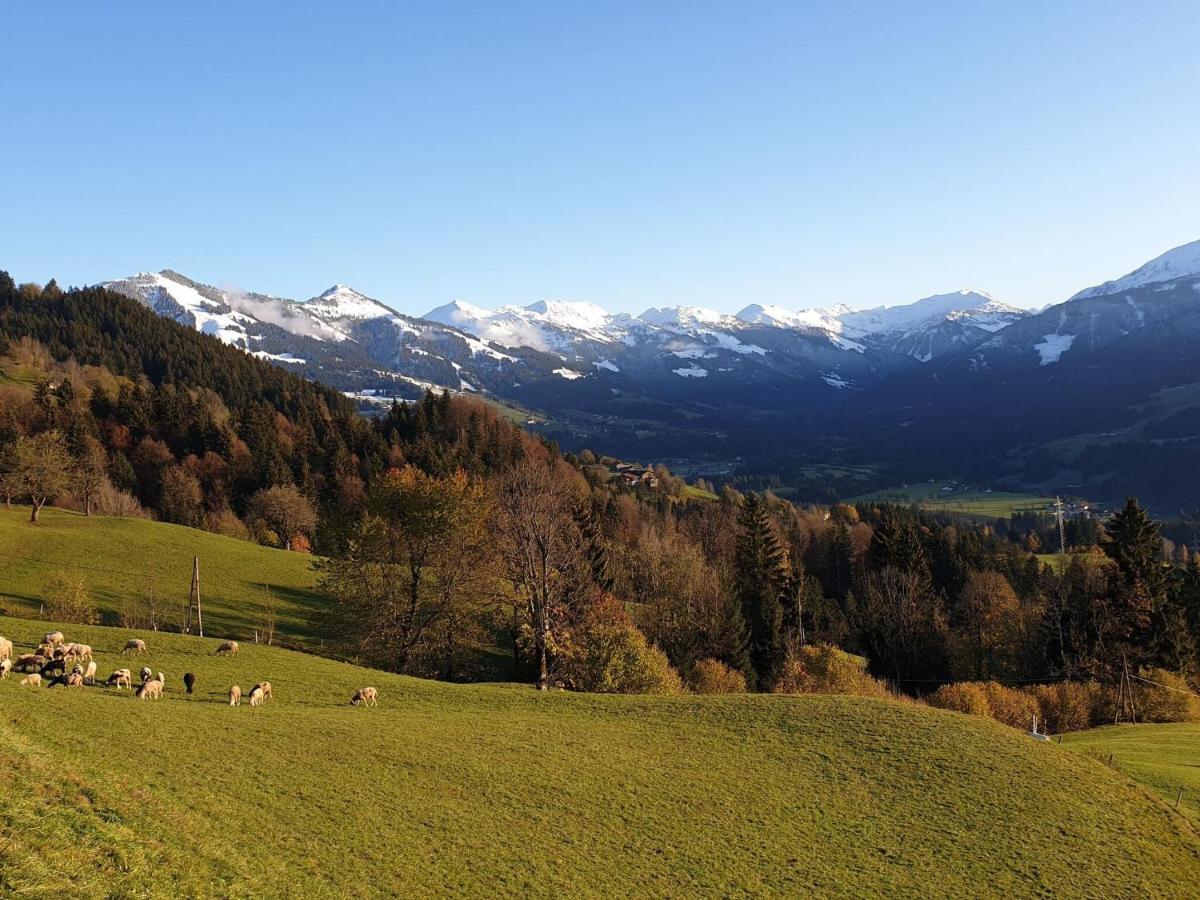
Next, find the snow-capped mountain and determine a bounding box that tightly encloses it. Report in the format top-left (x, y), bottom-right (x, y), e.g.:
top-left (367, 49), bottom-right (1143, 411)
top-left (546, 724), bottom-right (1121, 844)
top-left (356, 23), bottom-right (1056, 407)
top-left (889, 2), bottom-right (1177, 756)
top-left (1071, 238), bottom-right (1200, 300)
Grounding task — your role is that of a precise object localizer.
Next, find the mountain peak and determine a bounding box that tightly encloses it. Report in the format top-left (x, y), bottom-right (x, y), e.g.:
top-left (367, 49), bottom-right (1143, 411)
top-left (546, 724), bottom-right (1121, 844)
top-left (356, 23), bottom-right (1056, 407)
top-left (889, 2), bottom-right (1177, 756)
top-left (307, 284), bottom-right (395, 320)
top-left (1071, 238), bottom-right (1200, 300)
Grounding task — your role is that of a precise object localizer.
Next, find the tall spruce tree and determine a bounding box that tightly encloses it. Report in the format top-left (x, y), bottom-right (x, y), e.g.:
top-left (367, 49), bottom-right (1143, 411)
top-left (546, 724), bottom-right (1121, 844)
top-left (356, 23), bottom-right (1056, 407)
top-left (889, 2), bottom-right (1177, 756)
top-left (1104, 497), bottom-right (1168, 667)
top-left (734, 493), bottom-right (786, 690)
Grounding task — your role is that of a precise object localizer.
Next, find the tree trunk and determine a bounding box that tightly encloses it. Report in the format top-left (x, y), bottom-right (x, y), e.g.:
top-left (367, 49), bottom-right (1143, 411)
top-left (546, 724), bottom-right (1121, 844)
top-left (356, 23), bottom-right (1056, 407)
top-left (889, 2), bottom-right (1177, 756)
top-left (284, 536), bottom-right (292, 551)
top-left (85, 495), bottom-right (92, 517)
top-left (30, 499), bottom-right (42, 524)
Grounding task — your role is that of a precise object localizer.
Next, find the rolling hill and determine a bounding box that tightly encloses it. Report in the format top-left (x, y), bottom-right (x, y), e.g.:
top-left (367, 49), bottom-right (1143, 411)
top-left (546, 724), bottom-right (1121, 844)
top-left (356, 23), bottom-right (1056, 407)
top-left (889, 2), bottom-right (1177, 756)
top-left (1, 614), bottom-right (1197, 897)
top-left (0, 506), bottom-right (325, 646)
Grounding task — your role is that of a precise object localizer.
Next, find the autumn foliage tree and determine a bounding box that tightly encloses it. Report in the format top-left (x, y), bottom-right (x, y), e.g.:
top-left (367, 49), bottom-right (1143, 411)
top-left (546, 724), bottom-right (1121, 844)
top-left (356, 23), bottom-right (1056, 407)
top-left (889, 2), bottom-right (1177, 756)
top-left (14, 430), bottom-right (72, 523)
top-left (247, 484), bottom-right (318, 551)
top-left (319, 466), bottom-right (498, 677)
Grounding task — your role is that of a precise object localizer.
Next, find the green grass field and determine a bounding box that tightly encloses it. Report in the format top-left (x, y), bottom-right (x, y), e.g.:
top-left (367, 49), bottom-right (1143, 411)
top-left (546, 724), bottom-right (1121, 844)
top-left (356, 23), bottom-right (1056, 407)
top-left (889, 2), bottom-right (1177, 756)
top-left (1, 614), bottom-right (1196, 897)
top-left (0, 506), bottom-right (326, 647)
top-left (1063, 724), bottom-right (1200, 827)
top-left (851, 484), bottom-right (1054, 520)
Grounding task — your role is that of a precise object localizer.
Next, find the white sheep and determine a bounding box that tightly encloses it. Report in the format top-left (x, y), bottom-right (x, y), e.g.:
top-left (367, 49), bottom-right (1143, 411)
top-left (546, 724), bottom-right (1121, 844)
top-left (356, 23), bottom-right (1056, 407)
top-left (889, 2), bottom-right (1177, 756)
top-left (248, 685), bottom-right (265, 707)
top-left (106, 668), bottom-right (133, 690)
top-left (214, 640), bottom-right (239, 656)
top-left (0, 636), bottom-right (12, 661)
top-left (64, 642), bottom-right (93, 661)
top-left (140, 666), bottom-right (153, 684)
top-left (0, 658), bottom-right (12, 679)
top-left (228, 684), bottom-right (242, 706)
top-left (20, 673), bottom-right (41, 687)
top-left (43, 631), bottom-right (65, 646)
top-left (253, 681), bottom-right (273, 702)
top-left (136, 678), bottom-right (164, 700)
top-left (350, 687), bottom-right (379, 707)
top-left (83, 660), bottom-right (97, 684)
top-left (122, 638), bottom-right (147, 655)
top-left (66, 671), bottom-right (84, 688)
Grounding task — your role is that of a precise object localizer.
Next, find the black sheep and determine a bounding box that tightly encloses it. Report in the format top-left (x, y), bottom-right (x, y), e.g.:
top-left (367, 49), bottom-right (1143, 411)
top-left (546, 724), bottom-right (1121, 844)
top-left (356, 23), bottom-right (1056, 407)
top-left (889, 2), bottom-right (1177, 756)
top-left (183, 672), bottom-right (195, 695)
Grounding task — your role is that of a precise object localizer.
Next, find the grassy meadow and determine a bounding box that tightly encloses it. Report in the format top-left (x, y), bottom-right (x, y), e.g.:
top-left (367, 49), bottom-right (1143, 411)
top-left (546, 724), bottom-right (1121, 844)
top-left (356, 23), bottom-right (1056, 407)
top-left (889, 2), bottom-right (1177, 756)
top-left (0, 506), bottom-right (326, 646)
top-left (1, 614), bottom-right (1197, 897)
top-left (851, 484), bottom-right (1053, 520)
top-left (1063, 723), bottom-right (1200, 827)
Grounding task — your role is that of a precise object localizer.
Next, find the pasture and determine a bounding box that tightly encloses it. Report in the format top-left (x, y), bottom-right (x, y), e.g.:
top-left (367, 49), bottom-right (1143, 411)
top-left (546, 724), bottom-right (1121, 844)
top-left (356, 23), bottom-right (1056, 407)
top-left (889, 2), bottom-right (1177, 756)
top-left (1, 614), bottom-right (1197, 897)
top-left (1063, 723), bottom-right (1200, 827)
top-left (0, 506), bottom-right (326, 646)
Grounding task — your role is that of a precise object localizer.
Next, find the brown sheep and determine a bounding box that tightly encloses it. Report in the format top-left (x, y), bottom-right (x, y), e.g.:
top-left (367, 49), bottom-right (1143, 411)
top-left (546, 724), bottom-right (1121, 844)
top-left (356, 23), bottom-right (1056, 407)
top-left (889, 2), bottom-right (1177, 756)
top-left (248, 685), bottom-right (265, 707)
top-left (15, 654), bottom-right (47, 673)
top-left (214, 640), bottom-right (239, 656)
top-left (20, 673), bottom-right (41, 687)
top-left (43, 631), bottom-right (65, 647)
top-left (228, 685), bottom-right (242, 706)
top-left (40, 643), bottom-right (58, 658)
top-left (66, 671), bottom-right (84, 688)
top-left (350, 687), bottom-right (379, 707)
top-left (106, 668), bottom-right (133, 690)
top-left (136, 678), bottom-right (164, 700)
top-left (122, 638), bottom-right (147, 655)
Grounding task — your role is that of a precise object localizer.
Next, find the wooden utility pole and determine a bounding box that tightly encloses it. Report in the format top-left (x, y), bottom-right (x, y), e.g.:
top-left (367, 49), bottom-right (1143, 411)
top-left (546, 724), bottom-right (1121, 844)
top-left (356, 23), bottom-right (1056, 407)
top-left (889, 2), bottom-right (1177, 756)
top-left (1113, 652), bottom-right (1136, 725)
top-left (188, 555), bottom-right (203, 637)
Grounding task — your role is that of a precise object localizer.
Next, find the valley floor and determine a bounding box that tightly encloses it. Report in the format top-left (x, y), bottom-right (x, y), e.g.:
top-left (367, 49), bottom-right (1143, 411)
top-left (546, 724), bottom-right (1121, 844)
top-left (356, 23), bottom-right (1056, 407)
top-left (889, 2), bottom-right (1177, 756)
top-left (1, 614), bottom-right (1197, 897)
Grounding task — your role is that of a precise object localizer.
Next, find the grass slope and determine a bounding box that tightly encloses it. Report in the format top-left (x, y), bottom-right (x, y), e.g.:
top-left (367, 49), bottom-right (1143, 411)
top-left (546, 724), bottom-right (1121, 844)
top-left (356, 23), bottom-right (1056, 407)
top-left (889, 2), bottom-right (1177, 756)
top-left (1, 615), bottom-right (1196, 897)
top-left (851, 485), bottom-right (1053, 520)
top-left (0, 506), bottom-right (325, 646)
top-left (1063, 724), bottom-right (1200, 827)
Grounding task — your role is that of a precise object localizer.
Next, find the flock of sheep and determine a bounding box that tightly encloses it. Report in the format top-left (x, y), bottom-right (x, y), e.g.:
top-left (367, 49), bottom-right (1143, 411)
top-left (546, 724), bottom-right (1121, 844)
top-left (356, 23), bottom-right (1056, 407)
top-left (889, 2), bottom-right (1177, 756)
top-left (0, 632), bottom-right (379, 707)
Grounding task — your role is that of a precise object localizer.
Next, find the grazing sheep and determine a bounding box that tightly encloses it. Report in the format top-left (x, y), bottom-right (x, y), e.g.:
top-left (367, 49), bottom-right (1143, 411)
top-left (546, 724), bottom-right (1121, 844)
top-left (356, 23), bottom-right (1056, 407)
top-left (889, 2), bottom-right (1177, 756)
top-left (15, 654), bottom-right (46, 673)
top-left (228, 685), bottom-right (242, 706)
top-left (51, 646), bottom-right (67, 659)
top-left (0, 636), bottom-right (12, 661)
top-left (122, 638), bottom-right (147, 655)
top-left (214, 640), bottom-right (239, 656)
top-left (140, 666), bottom-right (153, 684)
top-left (71, 663), bottom-right (84, 675)
top-left (83, 660), bottom-right (97, 684)
top-left (0, 658), bottom-right (12, 678)
top-left (350, 687), bottom-right (379, 707)
top-left (183, 672), bottom-right (195, 694)
top-left (136, 678), bottom-right (164, 700)
top-left (20, 673), bottom-right (41, 687)
top-left (63, 643), bottom-right (93, 661)
top-left (43, 631), bottom-right (65, 646)
top-left (106, 668), bottom-right (133, 690)
top-left (254, 681), bottom-right (273, 702)
top-left (248, 685), bottom-right (265, 707)
top-left (39, 643), bottom-right (58, 658)
top-left (66, 671), bottom-right (84, 688)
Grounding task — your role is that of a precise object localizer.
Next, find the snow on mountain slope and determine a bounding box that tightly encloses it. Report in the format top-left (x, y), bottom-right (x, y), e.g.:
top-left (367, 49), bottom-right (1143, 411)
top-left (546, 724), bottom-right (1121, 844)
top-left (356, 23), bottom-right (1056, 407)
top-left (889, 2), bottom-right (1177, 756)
top-left (103, 272), bottom-right (261, 346)
top-left (303, 284), bottom-right (399, 321)
top-left (839, 290), bottom-right (1022, 336)
top-left (1070, 238), bottom-right (1200, 300)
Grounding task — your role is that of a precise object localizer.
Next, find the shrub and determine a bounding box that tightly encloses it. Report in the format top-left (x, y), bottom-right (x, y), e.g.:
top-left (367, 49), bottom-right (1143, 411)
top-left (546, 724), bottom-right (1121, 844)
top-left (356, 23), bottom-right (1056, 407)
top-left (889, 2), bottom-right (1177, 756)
top-left (583, 625), bottom-right (683, 695)
top-left (205, 508), bottom-right (250, 541)
top-left (773, 644), bottom-right (890, 698)
top-left (1133, 669), bottom-right (1200, 723)
top-left (981, 682), bottom-right (1040, 730)
top-left (1027, 682), bottom-right (1106, 733)
top-left (91, 480), bottom-right (149, 518)
top-left (688, 658), bottom-right (748, 694)
top-left (927, 682), bottom-right (990, 718)
top-left (41, 572), bottom-right (98, 624)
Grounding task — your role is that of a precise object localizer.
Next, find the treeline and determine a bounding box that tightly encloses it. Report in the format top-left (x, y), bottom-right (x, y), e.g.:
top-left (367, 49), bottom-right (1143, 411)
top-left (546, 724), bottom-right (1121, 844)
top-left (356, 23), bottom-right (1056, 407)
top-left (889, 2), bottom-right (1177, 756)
top-left (2, 273), bottom-right (1198, 704)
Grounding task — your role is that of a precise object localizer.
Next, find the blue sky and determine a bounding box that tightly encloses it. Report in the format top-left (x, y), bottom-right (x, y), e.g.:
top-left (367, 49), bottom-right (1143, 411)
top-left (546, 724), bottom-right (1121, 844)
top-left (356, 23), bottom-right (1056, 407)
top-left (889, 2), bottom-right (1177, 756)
top-left (2, 2), bottom-right (1198, 315)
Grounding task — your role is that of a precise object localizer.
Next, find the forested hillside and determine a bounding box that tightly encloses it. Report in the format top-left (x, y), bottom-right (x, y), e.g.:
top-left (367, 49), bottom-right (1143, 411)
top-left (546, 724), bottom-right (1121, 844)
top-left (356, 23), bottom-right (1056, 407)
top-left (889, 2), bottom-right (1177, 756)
top-left (2, 273), bottom-right (1199, 711)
